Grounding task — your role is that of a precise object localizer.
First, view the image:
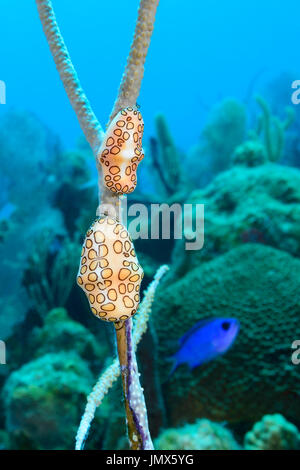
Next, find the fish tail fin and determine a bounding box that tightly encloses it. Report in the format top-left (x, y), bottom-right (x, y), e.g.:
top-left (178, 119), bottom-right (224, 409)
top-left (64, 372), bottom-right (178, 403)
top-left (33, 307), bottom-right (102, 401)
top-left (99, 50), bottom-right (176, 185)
top-left (163, 357), bottom-right (178, 383)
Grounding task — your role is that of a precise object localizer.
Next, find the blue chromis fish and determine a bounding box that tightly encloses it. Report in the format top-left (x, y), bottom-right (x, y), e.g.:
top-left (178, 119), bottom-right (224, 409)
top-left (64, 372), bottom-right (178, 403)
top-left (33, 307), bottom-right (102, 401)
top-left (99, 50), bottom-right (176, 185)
top-left (169, 317), bottom-right (240, 376)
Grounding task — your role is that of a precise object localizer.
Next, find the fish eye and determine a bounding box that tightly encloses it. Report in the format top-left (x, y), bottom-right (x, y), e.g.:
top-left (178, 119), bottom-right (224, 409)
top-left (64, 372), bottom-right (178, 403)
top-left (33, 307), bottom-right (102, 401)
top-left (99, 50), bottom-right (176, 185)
top-left (221, 321), bottom-right (230, 331)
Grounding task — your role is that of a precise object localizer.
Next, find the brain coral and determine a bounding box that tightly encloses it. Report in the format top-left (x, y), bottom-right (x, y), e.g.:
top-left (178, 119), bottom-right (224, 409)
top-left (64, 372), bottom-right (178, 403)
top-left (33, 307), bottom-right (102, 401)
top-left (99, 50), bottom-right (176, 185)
top-left (244, 414), bottom-right (300, 450)
top-left (232, 139), bottom-right (267, 167)
top-left (155, 419), bottom-right (239, 450)
top-left (3, 352), bottom-right (94, 449)
top-left (152, 244), bottom-right (300, 425)
top-left (171, 163), bottom-right (300, 280)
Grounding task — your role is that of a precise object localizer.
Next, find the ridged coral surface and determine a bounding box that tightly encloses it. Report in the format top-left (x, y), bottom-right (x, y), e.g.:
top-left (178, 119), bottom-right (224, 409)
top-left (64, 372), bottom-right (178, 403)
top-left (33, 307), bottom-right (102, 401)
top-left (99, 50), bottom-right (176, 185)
top-left (155, 419), bottom-right (239, 450)
top-left (3, 352), bottom-right (94, 449)
top-left (244, 414), bottom-right (300, 450)
top-left (153, 244), bottom-right (300, 424)
top-left (171, 163), bottom-right (300, 280)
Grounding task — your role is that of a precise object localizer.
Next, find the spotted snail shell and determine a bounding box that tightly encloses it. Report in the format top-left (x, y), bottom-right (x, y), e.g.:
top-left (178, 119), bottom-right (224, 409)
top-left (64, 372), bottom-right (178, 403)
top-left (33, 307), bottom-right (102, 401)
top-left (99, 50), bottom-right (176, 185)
top-left (97, 107), bottom-right (144, 195)
top-left (77, 217), bottom-right (144, 322)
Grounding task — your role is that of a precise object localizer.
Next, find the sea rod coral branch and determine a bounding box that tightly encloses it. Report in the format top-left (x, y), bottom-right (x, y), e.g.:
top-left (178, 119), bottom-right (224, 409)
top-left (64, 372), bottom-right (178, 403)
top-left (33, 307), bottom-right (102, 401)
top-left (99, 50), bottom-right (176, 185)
top-left (35, 0), bottom-right (118, 212)
top-left (35, 0), bottom-right (104, 155)
top-left (109, 0), bottom-right (160, 123)
top-left (36, 0), bottom-right (162, 450)
top-left (75, 265), bottom-right (169, 450)
top-left (115, 319), bottom-right (148, 450)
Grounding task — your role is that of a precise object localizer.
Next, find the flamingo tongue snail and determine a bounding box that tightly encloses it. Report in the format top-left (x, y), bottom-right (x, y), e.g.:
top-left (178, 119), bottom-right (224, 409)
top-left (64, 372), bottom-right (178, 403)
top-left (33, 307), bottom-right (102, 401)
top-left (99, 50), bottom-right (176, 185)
top-left (97, 107), bottom-right (144, 195)
top-left (77, 216), bottom-right (144, 322)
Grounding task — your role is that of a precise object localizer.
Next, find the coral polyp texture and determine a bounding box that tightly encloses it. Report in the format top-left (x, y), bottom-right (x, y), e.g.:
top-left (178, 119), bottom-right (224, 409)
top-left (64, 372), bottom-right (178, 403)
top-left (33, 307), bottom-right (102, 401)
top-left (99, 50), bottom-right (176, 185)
top-left (98, 107), bottom-right (144, 194)
top-left (155, 419), bottom-right (239, 450)
top-left (170, 162), bottom-right (300, 280)
top-left (244, 414), bottom-right (300, 450)
top-left (77, 216), bottom-right (144, 322)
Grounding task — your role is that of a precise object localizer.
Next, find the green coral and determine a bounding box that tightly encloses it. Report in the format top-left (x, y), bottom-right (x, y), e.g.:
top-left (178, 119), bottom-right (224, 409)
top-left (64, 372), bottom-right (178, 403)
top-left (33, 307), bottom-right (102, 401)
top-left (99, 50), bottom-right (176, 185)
top-left (155, 113), bottom-right (182, 193)
top-left (0, 430), bottom-right (10, 450)
top-left (0, 111), bottom-right (67, 339)
top-left (140, 113), bottom-right (190, 203)
top-left (255, 95), bottom-right (295, 162)
top-left (155, 419), bottom-right (239, 450)
top-left (232, 139), bottom-right (267, 167)
top-left (171, 162), bottom-right (300, 279)
top-left (152, 244), bottom-right (300, 425)
top-left (185, 99), bottom-right (246, 187)
top-left (24, 233), bottom-right (81, 318)
top-left (30, 308), bottom-right (106, 368)
top-left (2, 307), bottom-right (111, 449)
top-left (200, 98), bottom-right (246, 173)
top-left (244, 414), bottom-right (300, 450)
top-left (3, 352), bottom-right (94, 450)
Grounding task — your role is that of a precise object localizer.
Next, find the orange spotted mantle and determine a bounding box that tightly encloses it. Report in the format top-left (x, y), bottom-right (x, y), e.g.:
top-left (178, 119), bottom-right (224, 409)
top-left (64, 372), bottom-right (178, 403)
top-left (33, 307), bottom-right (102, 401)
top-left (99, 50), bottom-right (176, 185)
top-left (77, 217), bottom-right (144, 322)
top-left (97, 107), bottom-right (144, 194)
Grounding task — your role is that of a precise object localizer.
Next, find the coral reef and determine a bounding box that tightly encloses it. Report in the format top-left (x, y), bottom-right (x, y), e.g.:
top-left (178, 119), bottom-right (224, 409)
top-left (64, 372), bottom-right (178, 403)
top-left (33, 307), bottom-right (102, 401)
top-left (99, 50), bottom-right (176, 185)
top-left (24, 233), bottom-right (80, 318)
top-left (1, 93), bottom-right (300, 449)
top-left (129, 113), bottom-right (192, 277)
top-left (152, 244), bottom-right (300, 425)
top-left (134, 112), bottom-right (190, 204)
top-left (3, 352), bottom-right (94, 449)
top-left (244, 414), bottom-right (300, 450)
top-left (75, 266), bottom-right (168, 450)
top-left (29, 308), bottom-right (106, 368)
top-left (171, 162), bottom-right (300, 279)
top-left (1, 302), bottom-right (111, 450)
top-left (0, 110), bottom-right (66, 339)
top-left (185, 98), bottom-right (246, 185)
top-left (254, 95), bottom-right (295, 162)
top-left (2, 9), bottom-right (300, 448)
top-left (150, 113), bottom-right (188, 200)
top-left (232, 139), bottom-right (267, 167)
top-left (0, 430), bottom-right (10, 450)
top-left (155, 419), bottom-right (239, 450)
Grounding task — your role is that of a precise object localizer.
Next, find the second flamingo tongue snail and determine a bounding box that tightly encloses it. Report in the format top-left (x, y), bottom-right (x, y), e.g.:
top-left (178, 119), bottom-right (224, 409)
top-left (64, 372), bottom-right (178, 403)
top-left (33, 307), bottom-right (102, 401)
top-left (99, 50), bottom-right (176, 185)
top-left (77, 216), bottom-right (144, 322)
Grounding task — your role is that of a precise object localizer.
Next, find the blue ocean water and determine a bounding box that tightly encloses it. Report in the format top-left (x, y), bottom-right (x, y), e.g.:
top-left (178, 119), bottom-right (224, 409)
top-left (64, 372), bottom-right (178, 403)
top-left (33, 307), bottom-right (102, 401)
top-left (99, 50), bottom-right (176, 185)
top-left (0, 0), bottom-right (299, 150)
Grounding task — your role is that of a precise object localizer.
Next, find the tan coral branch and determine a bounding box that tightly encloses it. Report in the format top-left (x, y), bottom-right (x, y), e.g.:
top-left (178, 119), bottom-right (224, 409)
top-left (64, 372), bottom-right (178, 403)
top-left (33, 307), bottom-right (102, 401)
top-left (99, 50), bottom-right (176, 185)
top-left (109, 0), bottom-right (160, 123)
top-left (36, 0), bottom-right (104, 155)
top-left (114, 320), bottom-right (144, 449)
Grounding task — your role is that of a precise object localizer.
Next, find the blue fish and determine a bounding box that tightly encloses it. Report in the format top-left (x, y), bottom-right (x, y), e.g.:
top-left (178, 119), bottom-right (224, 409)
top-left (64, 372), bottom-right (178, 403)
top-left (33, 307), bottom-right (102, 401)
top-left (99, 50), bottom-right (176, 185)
top-left (169, 317), bottom-right (240, 376)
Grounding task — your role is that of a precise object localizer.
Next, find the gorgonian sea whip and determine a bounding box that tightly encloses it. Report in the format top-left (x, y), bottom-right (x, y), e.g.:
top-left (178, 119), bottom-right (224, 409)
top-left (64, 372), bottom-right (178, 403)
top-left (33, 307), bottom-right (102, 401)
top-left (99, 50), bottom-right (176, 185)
top-left (35, 0), bottom-right (163, 450)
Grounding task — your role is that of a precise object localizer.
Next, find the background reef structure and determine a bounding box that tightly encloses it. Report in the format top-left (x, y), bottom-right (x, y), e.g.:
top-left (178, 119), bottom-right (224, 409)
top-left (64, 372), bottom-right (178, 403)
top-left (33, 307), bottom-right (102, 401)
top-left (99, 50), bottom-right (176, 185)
top-left (0, 93), bottom-right (300, 448)
top-left (1, 0), bottom-right (300, 453)
top-left (36, 0), bottom-right (160, 450)
top-left (153, 244), bottom-right (300, 425)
